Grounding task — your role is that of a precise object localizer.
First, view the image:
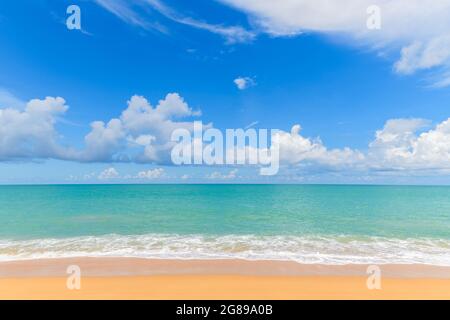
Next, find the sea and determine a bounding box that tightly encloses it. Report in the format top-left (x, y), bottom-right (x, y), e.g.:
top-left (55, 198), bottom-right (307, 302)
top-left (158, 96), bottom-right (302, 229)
top-left (0, 184), bottom-right (449, 265)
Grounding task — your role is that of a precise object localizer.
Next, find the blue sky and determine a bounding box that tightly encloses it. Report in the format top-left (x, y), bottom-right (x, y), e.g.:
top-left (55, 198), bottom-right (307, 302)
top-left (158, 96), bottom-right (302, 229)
top-left (1, 0), bottom-right (450, 184)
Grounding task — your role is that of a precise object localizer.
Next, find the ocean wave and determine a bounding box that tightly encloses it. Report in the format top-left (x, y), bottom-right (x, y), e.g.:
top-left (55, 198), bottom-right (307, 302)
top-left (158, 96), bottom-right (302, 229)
top-left (0, 234), bottom-right (450, 265)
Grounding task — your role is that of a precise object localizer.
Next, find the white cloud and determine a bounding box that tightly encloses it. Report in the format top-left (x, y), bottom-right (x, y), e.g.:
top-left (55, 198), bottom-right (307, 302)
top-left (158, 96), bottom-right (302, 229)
top-left (81, 119), bottom-right (126, 162)
top-left (96, 1), bottom-right (450, 84)
top-left (367, 118), bottom-right (450, 170)
top-left (83, 172), bottom-right (96, 180)
top-left (144, 0), bottom-right (255, 44)
top-left (59, 93), bottom-right (203, 164)
top-left (395, 36), bottom-right (450, 75)
top-left (273, 117), bottom-right (450, 172)
top-left (117, 93), bottom-right (204, 163)
top-left (95, 0), bottom-right (255, 43)
top-left (220, 0), bottom-right (450, 39)
top-left (0, 96), bottom-right (72, 161)
top-left (137, 168), bottom-right (165, 179)
top-left (234, 77), bottom-right (256, 90)
top-left (208, 169), bottom-right (238, 179)
top-left (275, 124), bottom-right (365, 168)
top-left (245, 121), bottom-right (259, 130)
top-left (1, 92), bottom-right (450, 177)
top-left (94, 0), bottom-right (166, 32)
top-left (220, 0), bottom-right (450, 86)
top-left (98, 167), bottom-right (119, 180)
top-left (0, 88), bottom-right (25, 109)
top-left (0, 93), bottom-right (205, 165)
top-left (0, 92), bottom-right (204, 165)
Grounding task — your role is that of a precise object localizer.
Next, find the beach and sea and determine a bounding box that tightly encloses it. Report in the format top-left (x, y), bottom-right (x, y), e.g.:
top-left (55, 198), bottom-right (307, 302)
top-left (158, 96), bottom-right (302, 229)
top-left (0, 184), bottom-right (449, 299)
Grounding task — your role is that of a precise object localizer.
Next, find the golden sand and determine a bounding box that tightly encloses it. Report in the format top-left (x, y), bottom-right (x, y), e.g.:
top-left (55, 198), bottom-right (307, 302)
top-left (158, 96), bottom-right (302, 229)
top-left (1, 275), bottom-right (450, 300)
top-left (0, 258), bottom-right (449, 300)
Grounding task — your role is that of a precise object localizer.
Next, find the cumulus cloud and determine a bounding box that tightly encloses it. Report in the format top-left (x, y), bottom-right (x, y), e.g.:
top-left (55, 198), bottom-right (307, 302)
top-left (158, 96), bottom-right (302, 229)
top-left (0, 96), bottom-right (73, 161)
top-left (69, 93), bottom-right (203, 164)
top-left (81, 119), bottom-right (126, 162)
top-left (1, 92), bottom-right (450, 177)
top-left (117, 93), bottom-right (203, 163)
top-left (367, 118), bottom-right (450, 170)
top-left (275, 125), bottom-right (365, 168)
top-left (273, 118), bottom-right (450, 172)
top-left (98, 167), bottom-right (119, 180)
top-left (220, 0), bottom-right (450, 86)
top-left (0, 93), bottom-right (203, 164)
top-left (207, 169), bottom-right (238, 179)
top-left (136, 168), bottom-right (165, 179)
top-left (234, 77), bottom-right (256, 90)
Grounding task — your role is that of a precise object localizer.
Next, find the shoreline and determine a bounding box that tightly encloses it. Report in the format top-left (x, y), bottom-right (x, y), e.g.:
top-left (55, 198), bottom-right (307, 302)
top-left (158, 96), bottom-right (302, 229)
top-left (1, 257), bottom-right (450, 299)
top-left (1, 257), bottom-right (450, 278)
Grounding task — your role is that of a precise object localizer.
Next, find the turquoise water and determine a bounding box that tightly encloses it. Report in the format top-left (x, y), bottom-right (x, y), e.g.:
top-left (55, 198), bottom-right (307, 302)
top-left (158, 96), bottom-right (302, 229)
top-left (0, 185), bottom-right (449, 264)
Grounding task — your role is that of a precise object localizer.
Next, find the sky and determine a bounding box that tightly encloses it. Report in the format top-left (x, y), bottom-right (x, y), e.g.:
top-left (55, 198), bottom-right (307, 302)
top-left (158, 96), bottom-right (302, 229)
top-left (1, 0), bottom-right (450, 184)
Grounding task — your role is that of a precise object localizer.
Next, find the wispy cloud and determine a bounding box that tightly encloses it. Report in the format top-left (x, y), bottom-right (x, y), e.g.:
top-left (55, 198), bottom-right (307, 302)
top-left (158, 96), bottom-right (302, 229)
top-left (143, 0), bottom-right (255, 43)
top-left (94, 0), bottom-right (255, 43)
top-left (0, 88), bottom-right (25, 109)
top-left (95, 0), bottom-right (150, 29)
top-left (219, 0), bottom-right (450, 87)
top-left (244, 121), bottom-right (259, 130)
top-left (50, 10), bottom-right (93, 36)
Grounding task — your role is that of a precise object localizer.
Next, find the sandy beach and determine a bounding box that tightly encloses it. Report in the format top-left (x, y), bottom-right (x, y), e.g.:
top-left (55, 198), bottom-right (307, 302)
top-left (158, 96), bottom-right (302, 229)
top-left (1, 258), bottom-right (450, 300)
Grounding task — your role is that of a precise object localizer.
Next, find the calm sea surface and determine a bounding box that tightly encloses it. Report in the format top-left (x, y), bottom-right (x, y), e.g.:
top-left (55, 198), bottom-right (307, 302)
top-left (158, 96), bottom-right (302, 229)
top-left (0, 185), bottom-right (449, 264)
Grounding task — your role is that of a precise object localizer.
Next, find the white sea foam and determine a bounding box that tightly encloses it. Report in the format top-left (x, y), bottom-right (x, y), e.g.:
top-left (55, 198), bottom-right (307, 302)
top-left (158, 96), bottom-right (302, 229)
top-left (0, 234), bottom-right (450, 265)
